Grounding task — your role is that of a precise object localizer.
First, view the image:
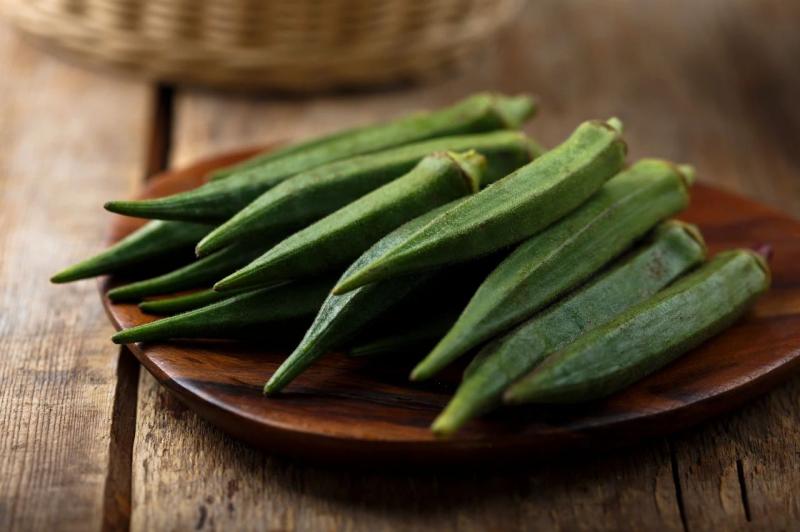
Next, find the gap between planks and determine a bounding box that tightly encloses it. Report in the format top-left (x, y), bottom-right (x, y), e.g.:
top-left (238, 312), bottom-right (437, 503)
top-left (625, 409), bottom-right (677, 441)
top-left (669, 440), bottom-right (690, 532)
top-left (100, 82), bottom-right (175, 532)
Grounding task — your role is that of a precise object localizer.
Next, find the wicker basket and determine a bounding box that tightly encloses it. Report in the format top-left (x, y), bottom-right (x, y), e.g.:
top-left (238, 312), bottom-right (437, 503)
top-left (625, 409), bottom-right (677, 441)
top-left (8, 0), bottom-right (523, 91)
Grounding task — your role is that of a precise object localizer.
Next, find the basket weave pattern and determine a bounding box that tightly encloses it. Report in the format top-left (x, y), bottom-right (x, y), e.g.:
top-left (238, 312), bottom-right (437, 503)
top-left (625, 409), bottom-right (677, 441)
top-left (9, 0), bottom-right (523, 90)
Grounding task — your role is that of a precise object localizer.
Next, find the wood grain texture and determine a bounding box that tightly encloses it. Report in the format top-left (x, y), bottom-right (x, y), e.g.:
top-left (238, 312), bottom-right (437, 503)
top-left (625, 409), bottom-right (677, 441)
top-left (0, 19), bottom-right (150, 532)
top-left (128, 1), bottom-right (800, 529)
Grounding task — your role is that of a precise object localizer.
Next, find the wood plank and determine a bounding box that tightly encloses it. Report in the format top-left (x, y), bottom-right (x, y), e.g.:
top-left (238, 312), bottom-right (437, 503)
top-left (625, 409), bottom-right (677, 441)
top-left (133, 371), bottom-right (682, 531)
top-left (130, 0), bottom-right (800, 529)
top-left (0, 20), bottom-right (151, 532)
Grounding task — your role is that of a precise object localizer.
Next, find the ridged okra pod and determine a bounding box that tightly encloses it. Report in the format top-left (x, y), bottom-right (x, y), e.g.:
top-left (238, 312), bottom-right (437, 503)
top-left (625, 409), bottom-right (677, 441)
top-left (411, 158), bottom-right (691, 381)
top-left (432, 221), bottom-right (706, 435)
top-left (138, 289), bottom-right (241, 315)
top-left (51, 220), bottom-right (213, 283)
top-left (107, 238), bottom-right (284, 302)
top-left (334, 118), bottom-right (627, 294)
top-left (215, 151), bottom-right (485, 290)
top-left (348, 312), bottom-right (459, 357)
top-left (197, 131), bottom-right (540, 256)
top-left (210, 92), bottom-right (536, 180)
top-left (504, 249), bottom-right (770, 404)
top-left (263, 200), bottom-right (466, 395)
top-left (112, 279), bottom-right (331, 344)
top-left (104, 98), bottom-right (537, 224)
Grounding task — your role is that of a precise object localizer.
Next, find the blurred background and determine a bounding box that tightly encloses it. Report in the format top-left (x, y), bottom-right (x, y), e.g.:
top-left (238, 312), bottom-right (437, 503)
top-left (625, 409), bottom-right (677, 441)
top-left (9, 0), bottom-right (526, 91)
top-left (5, 0), bottom-right (798, 215)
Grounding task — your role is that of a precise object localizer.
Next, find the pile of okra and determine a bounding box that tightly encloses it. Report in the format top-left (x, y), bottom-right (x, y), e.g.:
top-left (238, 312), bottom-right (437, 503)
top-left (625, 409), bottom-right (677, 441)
top-left (53, 93), bottom-right (770, 435)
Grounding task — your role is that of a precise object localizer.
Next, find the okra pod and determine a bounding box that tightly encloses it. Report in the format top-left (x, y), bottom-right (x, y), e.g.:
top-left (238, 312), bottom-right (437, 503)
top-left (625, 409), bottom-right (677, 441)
top-left (210, 92), bottom-right (536, 180)
top-left (197, 131), bottom-right (540, 257)
top-left (106, 235), bottom-right (285, 302)
top-left (334, 118), bottom-right (627, 295)
top-left (263, 200), bottom-right (466, 394)
top-left (104, 100), bottom-right (537, 224)
top-left (432, 221), bottom-right (706, 435)
top-left (215, 151), bottom-right (485, 290)
top-left (504, 249), bottom-right (770, 404)
top-left (411, 158), bottom-right (691, 380)
top-left (51, 220), bottom-right (212, 283)
top-left (112, 279), bottom-right (331, 344)
top-left (138, 289), bottom-right (239, 315)
top-left (348, 312), bottom-right (459, 357)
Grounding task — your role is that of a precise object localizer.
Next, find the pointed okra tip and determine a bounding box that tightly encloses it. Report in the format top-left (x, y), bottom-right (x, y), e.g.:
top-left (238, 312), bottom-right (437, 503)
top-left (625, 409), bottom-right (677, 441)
top-left (103, 200), bottom-right (136, 215)
top-left (262, 380), bottom-right (278, 395)
top-left (50, 264), bottom-right (85, 283)
top-left (106, 285), bottom-right (141, 303)
top-left (51, 251), bottom-right (114, 283)
top-left (213, 261), bottom-right (257, 291)
top-left (409, 341), bottom-right (451, 382)
top-left (430, 413), bottom-right (459, 438)
top-left (195, 230), bottom-right (225, 257)
top-left (331, 270), bottom-right (375, 295)
top-left (111, 328), bottom-right (136, 345)
top-left (501, 384), bottom-right (528, 405)
top-left (263, 368), bottom-right (291, 396)
top-left (104, 198), bottom-right (165, 218)
top-left (213, 274), bottom-right (242, 292)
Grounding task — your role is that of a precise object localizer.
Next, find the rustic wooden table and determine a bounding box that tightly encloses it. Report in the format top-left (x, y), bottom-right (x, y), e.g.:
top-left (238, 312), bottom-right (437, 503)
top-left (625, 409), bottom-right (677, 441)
top-left (2, 0), bottom-right (799, 530)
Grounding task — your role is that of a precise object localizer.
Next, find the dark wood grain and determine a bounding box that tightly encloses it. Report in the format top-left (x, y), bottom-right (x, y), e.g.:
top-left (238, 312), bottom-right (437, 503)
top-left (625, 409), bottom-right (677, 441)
top-left (101, 150), bottom-right (800, 464)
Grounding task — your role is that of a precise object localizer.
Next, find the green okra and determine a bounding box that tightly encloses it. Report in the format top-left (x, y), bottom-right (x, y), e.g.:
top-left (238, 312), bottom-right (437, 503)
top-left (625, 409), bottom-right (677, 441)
top-left (263, 200), bottom-right (467, 394)
top-left (209, 92), bottom-right (536, 180)
top-left (411, 158), bottom-right (691, 381)
top-left (432, 221), bottom-right (706, 435)
top-left (348, 312), bottom-right (459, 357)
top-left (215, 151), bottom-right (486, 290)
top-left (51, 220), bottom-right (213, 283)
top-left (106, 235), bottom-right (286, 302)
top-left (112, 279), bottom-right (331, 344)
top-left (138, 289), bottom-right (239, 315)
top-left (104, 97), bottom-right (538, 224)
top-left (198, 131), bottom-right (540, 257)
top-left (334, 118), bottom-right (627, 295)
top-left (504, 249), bottom-right (770, 404)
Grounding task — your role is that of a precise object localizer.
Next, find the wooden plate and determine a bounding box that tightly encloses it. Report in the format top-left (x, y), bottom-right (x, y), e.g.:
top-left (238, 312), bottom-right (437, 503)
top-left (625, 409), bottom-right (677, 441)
top-left (101, 150), bottom-right (800, 464)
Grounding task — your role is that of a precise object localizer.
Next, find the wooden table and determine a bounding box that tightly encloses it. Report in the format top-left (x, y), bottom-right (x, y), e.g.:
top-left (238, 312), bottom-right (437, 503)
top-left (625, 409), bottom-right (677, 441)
top-left (2, 0), bottom-right (799, 530)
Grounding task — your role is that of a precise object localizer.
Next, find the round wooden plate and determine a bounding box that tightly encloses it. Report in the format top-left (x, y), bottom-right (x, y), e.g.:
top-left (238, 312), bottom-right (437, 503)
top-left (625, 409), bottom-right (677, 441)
top-left (102, 149), bottom-right (800, 464)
